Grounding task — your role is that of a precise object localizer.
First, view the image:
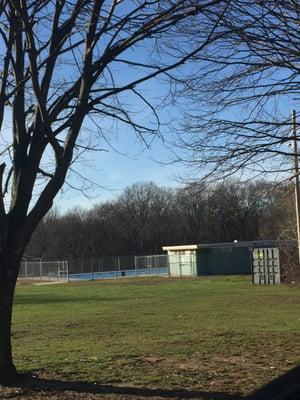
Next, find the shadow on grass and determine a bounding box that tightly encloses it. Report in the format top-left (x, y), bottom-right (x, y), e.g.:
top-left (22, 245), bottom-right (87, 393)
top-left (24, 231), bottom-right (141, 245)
top-left (4, 365), bottom-right (300, 399)
top-left (8, 375), bottom-right (243, 399)
top-left (14, 295), bottom-right (129, 305)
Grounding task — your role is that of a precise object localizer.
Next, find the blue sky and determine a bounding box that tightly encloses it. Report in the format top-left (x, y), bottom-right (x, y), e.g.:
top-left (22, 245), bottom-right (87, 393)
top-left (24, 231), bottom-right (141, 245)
top-left (57, 156), bottom-right (182, 212)
top-left (55, 109), bottom-right (185, 212)
top-left (52, 55), bottom-right (188, 213)
top-left (56, 140), bottom-right (183, 212)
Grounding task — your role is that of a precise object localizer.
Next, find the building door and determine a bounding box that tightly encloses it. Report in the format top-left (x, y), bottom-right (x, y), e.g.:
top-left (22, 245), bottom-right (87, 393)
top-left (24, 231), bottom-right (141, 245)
top-left (168, 251), bottom-right (196, 276)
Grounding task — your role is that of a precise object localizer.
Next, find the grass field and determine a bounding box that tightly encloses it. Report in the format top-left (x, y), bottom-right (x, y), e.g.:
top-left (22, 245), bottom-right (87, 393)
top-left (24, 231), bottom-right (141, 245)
top-left (9, 276), bottom-right (300, 399)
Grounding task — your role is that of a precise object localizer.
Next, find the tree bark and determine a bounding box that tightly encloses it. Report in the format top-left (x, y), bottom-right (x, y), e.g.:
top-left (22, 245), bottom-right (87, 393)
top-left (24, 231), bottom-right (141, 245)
top-left (0, 255), bottom-right (19, 382)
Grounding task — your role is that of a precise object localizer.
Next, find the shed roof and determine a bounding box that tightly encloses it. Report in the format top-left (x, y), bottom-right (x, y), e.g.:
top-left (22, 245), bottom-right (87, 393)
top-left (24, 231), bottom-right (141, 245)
top-left (162, 244), bottom-right (198, 251)
top-left (162, 240), bottom-right (295, 252)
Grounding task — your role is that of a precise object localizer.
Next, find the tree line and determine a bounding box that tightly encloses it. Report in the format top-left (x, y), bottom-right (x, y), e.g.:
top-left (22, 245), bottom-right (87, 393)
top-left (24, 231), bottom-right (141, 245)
top-left (26, 180), bottom-right (296, 261)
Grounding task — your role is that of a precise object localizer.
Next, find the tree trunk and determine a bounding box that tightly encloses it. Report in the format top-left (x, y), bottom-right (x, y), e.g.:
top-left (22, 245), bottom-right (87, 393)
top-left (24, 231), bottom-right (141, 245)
top-left (0, 255), bottom-right (19, 382)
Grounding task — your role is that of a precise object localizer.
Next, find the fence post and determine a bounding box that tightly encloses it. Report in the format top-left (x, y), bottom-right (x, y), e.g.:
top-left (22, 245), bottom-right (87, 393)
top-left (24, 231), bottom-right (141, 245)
top-left (40, 260), bottom-right (43, 283)
top-left (179, 254), bottom-right (182, 278)
top-left (66, 261), bottom-right (69, 282)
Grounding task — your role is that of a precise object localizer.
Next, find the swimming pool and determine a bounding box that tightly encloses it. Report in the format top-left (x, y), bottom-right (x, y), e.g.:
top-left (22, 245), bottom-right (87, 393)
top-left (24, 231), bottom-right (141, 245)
top-left (68, 267), bottom-right (169, 280)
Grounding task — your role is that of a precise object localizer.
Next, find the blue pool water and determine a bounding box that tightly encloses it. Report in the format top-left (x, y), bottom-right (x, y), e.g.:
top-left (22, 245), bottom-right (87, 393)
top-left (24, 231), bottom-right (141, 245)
top-left (68, 267), bottom-right (168, 281)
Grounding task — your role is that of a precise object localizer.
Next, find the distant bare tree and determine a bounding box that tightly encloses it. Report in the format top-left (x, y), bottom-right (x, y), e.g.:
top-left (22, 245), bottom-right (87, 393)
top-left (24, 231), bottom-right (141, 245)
top-left (112, 182), bottom-right (176, 254)
top-left (175, 180), bottom-right (275, 243)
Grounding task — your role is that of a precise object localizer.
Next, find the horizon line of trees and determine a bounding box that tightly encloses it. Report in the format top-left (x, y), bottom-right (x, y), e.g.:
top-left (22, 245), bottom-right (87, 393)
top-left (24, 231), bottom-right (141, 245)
top-left (26, 180), bottom-right (296, 261)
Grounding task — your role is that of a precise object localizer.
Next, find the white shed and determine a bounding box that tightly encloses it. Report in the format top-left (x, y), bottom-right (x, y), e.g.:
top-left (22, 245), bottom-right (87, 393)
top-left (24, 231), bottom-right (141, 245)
top-left (162, 245), bottom-right (197, 276)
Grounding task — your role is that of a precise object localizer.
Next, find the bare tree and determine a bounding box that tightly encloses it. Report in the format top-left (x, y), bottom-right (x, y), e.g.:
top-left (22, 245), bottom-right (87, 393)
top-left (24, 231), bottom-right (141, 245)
top-left (170, 1), bottom-right (300, 182)
top-left (0, 0), bottom-right (224, 381)
top-left (112, 182), bottom-right (177, 254)
top-left (175, 180), bottom-right (274, 243)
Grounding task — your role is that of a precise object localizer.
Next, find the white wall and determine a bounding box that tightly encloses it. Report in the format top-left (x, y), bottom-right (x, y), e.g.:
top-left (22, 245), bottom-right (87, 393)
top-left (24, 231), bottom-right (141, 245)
top-left (168, 250), bottom-right (197, 276)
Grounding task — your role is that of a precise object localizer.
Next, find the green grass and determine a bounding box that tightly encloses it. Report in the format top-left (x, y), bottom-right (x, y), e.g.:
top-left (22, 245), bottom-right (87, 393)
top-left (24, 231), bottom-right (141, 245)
top-left (12, 276), bottom-right (300, 395)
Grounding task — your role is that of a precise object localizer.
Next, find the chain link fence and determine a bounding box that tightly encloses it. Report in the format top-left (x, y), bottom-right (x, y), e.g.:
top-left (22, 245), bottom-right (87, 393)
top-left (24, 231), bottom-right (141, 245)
top-left (18, 254), bottom-right (168, 282)
top-left (18, 260), bottom-right (69, 282)
top-left (67, 254), bottom-right (168, 280)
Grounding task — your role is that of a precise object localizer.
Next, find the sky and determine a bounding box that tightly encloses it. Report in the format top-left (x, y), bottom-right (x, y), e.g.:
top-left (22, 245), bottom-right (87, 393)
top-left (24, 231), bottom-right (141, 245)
top-left (55, 135), bottom-right (184, 213)
top-left (51, 44), bottom-right (190, 213)
top-left (1, 1), bottom-right (297, 215)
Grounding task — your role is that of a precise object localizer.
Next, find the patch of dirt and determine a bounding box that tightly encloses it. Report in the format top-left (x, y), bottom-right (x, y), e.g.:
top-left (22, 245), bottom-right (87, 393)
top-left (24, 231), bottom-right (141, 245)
top-left (1, 365), bottom-right (299, 400)
top-left (140, 354), bottom-right (259, 374)
top-left (0, 371), bottom-right (242, 400)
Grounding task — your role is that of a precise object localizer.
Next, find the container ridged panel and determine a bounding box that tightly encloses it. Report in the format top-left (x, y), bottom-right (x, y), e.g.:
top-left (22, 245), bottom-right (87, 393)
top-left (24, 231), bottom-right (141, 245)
top-left (252, 248), bottom-right (280, 285)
